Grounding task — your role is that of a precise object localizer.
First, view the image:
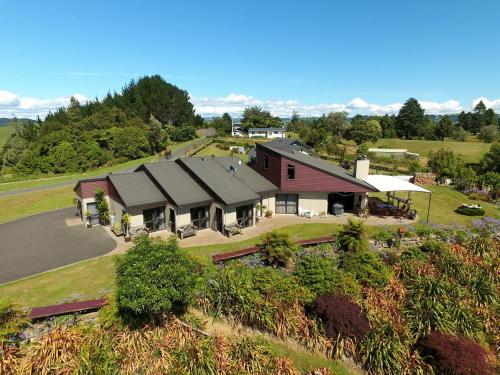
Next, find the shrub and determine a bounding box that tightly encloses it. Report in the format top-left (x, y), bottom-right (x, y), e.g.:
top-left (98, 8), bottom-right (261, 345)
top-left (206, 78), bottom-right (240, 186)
top-left (337, 218), bottom-right (369, 253)
top-left (116, 236), bottom-right (198, 323)
top-left (258, 230), bottom-right (297, 267)
top-left (0, 298), bottom-right (28, 345)
top-left (418, 331), bottom-right (495, 375)
top-left (359, 322), bottom-right (410, 375)
top-left (311, 293), bottom-right (370, 344)
top-left (331, 269), bottom-right (362, 299)
top-left (341, 250), bottom-right (393, 289)
top-left (294, 254), bottom-right (337, 295)
top-left (455, 206), bottom-right (485, 216)
top-left (94, 188), bottom-right (110, 225)
top-left (468, 192), bottom-right (492, 202)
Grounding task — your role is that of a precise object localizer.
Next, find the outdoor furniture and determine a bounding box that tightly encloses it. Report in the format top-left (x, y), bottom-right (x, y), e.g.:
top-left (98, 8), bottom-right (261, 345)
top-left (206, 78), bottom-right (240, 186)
top-left (224, 223), bottom-right (242, 237)
top-left (129, 225), bottom-right (149, 239)
top-left (177, 223), bottom-right (197, 239)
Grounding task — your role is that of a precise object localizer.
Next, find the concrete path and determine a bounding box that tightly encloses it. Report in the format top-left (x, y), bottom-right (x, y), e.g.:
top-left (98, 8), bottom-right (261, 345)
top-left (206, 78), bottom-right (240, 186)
top-left (0, 208), bottom-right (117, 284)
top-left (0, 138), bottom-right (206, 198)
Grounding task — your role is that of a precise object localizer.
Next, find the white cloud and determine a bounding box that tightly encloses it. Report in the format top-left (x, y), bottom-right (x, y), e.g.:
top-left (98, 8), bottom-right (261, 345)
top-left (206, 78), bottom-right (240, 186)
top-left (0, 91), bottom-right (87, 119)
top-left (191, 93), bottom-right (466, 117)
top-left (1, 89), bottom-right (496, 120)
top-left (472, 97), bottom-right (500, 111)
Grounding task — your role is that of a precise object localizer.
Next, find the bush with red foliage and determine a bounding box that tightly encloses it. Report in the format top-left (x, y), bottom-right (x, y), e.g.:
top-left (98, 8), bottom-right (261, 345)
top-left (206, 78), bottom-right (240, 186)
top-left (310, 293), bottom-right (370, 342)
top-left (418, 331), bottom-right (495, 375)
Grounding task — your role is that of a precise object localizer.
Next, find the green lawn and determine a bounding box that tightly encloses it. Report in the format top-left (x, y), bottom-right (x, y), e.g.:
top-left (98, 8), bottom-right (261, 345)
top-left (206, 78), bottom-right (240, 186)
top-left (371, 185), bottom-right (499, 225)
top-left (0, 223), bottom-right (339, 306)
top-left (371, 138), bottom-right (491, 164)
top-left (0, 185), bottom-right (75, 223)
top-left (0, 123), bottom-right (16, 147)
top-left (194, 143), bottom-right (248, 163)
top-left (0, 139), bottom-right (197, 192)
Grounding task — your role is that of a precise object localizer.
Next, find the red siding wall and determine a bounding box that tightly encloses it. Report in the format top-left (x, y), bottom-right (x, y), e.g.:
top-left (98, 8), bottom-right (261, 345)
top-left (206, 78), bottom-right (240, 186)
top-left (279, 157), bottom-right (370, 192)
top-left (79, 179), bottom-right (109, 199)
top-left (253, 144), bottom-right (371, 193)
top-left (252, 147), bottom-right (282, 187)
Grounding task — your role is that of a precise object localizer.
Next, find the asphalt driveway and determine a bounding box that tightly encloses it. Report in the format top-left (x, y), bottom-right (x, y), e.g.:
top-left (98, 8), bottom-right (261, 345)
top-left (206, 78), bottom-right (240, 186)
top-left (0, 208), bottom-right (116, 284)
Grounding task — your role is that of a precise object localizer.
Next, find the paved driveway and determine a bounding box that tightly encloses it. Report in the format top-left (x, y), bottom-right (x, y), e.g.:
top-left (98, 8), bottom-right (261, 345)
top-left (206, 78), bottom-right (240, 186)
top-left (0, 208), bottom-right (116, 284)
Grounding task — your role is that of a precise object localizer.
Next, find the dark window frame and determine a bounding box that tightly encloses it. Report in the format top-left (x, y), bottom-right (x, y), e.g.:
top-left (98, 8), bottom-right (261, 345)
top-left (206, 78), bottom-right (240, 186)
top-left (263, 154), bottom-right (270, 169)
top-left (287, 164), bottom-right (295, 180)
top-left (190, 205), bottom-right (209, 230)
top-left (236, 204), bottom-right (254, 228)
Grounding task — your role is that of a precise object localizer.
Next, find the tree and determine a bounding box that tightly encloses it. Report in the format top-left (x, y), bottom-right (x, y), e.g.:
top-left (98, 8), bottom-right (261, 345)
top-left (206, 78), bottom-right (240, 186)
top-left (395, 98), bottom-right (425, 139)
top-left (147, 115), bottom-right (165, 153)
top-left (471, 100), bottom-right (487, 134)
top-left (346, 119), bottom-right (382, 145)
top-left (320, 112), bottom-right (348, 138)
top-left (109, 127), bottom-right (150, 159)
top-left (480, 143), bottom-right (500, 173)
top-left (240, 106), bottom-right (282, 130)
top-left (116, 236), bottom-right (198, 323)
top-left (288, 110), bottom-right (300, 132)
top-left (427, 149), bottom-right (464, 180)
top-left (483, 108), bottom-right (497, 127)
top-left (212, 113), bottom-right (232, 136)
top-left (457, 111), bottom-right (473, 132)
top-left (478, 125), bottom-right (498, 143)
top-left (420, 117), bottom-right (437, 140)
top-left (46, 141), bottom-right (80, 173)
top-left (379, 115), bottom-right (397, 138)
top-left (294, 254), bottom-right (337, 295)
top-left (435, 115), bottom-right (454, 141)
top-left (337, 218), bottom-right (369, 253)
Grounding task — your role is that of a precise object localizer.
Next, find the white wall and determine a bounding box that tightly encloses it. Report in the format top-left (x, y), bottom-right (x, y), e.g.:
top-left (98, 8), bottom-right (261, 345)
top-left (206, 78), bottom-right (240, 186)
top-left (128, 207), bottom-right (144, 228)
top-left (260, 193), bottom-right (275, 215)
top-left (297, 192), bottom-right (328, 214)
top-left (177, 206), bottom-right (192, 227)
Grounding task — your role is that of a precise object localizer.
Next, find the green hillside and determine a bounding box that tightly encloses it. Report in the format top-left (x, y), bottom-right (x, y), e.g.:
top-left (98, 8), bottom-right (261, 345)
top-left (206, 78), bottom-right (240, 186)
top-left (0, 123), bottom-right (16, 147)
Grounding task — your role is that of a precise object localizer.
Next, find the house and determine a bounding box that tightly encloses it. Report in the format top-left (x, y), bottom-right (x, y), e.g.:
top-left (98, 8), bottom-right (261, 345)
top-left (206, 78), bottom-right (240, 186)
top-left (251, 139), bottom-right (376, 215)
top-left (74, 157), bottom-right (278, 235)
top-left (75, 139), bottom-right (425, 237)
top-left (248, 127), bottom-right (286, 138)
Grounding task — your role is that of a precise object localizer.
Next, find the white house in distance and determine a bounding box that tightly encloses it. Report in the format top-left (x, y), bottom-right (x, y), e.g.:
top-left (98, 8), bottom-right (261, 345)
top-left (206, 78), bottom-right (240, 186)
top-left (248, 127), bottom-right (286, 138)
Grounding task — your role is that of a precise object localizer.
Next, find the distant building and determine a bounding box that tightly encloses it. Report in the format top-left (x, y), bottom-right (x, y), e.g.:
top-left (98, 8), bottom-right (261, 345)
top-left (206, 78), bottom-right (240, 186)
top-left (248, 127), bottom-right (285, 138)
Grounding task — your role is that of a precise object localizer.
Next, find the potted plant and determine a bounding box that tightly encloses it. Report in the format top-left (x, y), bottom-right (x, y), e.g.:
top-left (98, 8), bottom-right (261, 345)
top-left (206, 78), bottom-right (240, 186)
top-left (122, 213), bottom-right (132, 242)
top-left (265, 210), bottom-right (273, 218)
top-left (256, 203), bottom-right (267, 217)
top-left (85, 210), bottom-right (92, 228)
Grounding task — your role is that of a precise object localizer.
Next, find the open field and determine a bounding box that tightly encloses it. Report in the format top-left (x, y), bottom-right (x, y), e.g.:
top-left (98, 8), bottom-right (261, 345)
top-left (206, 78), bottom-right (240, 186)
top-left (0, 123), bottom-right (16, 147)
top-left (370, 138), bottom-right (491, 164)
top-left (0, 185), bottom-right (75, 223)
top-left (194, 143), bottom-right (249, 163)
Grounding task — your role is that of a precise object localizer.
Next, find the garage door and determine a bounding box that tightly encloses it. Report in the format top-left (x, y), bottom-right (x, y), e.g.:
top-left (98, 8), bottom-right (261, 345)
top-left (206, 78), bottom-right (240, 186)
top-left (276, 194), bottom-right (298, 214)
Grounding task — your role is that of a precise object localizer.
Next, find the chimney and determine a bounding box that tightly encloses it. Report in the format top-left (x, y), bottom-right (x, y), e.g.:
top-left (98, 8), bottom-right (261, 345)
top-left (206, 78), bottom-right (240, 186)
top-left (354, 157), bottom-right (369, 180)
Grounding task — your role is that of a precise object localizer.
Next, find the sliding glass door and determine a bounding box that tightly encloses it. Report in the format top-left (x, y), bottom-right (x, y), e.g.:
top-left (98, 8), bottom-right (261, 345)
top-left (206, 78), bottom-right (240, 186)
top-left (190, 206), bottom-right (209, 229)
top-left (275, 194), bottom-right (298, 214)
top-left (143, 207), bottom-right (165, 232)
top-left (236, 204), bottom-right (253, 227)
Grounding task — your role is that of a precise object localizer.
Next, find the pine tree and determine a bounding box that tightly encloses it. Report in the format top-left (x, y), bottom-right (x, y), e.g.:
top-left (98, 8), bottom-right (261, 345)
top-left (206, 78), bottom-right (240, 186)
top-left (435, 115), bottom-right (454, 141)
top-left (395, 98), bottom-right (425, 139)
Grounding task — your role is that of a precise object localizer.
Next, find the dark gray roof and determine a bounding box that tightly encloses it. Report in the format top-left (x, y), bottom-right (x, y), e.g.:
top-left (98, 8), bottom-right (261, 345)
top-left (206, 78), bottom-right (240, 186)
top-left (138, 161), bottom-right (213, 207)
top-left (177, 157), bottom-right (260, 205)
top-left (107, 171), bottom-right (167, 208)
top-left (260, 140), bottom-right (375, 190)
top-left (213, 157), bottom-right (278, 194)
top-left (264, 138), bottom-right (315, 155)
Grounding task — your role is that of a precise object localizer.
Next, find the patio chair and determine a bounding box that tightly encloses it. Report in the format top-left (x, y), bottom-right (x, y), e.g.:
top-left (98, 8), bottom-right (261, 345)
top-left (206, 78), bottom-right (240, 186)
top-left (177, 223), bottom-right (197, 239)
top-left (224, 223), bottom-right (242, 237)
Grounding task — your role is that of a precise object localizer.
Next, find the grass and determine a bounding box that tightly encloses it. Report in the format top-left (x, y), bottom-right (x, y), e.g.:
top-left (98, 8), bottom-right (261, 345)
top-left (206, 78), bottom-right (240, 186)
top-left (0, 139), bottom-right (197, 192)
top-left (194, 143), bottom-right (249, 163)
top-left (0, 123), bottom-right (16, 147)
top-left (0, 185), bottom-right (75, 223)
top-left (370, 138), bottom-right (491, 164)
top-left (371, 185), bottom-right (499, 225)
top-left (0, 223), bottom-right (339, 306)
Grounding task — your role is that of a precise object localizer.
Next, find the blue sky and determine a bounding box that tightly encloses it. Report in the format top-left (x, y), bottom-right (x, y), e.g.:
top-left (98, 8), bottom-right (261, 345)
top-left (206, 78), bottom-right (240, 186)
top-left (1, 0), bottom-right (499, 118)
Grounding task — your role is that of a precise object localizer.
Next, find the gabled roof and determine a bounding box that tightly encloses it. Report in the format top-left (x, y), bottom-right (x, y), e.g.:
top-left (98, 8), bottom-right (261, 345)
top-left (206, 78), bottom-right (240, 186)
top-left (213, 157), bottom-right (278, 194)
top-left (107, 171), bottom-right (167, 208)
top-left (177, 157), bottom-right (260, 205)
top-left (260, 139), bottom-right (375, 191)
top-left (137, 161), bottom-right (213, 207)
top-left (248, 127), bottom-right (286, 132)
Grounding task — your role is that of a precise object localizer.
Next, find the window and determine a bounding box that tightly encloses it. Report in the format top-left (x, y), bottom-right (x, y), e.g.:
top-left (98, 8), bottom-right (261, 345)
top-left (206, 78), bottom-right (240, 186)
top-left (264, 154), bottom-right (270, 169)
top-left (143, 207), bottom-right (165, 232)
top-left (287, 164), bottom-right (295, 180)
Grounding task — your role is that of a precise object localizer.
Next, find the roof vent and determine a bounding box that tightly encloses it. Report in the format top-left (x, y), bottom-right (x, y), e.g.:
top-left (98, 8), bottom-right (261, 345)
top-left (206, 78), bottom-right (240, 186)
top-left (229, 165), bottom-right (235, 174)
top-left (201, 157), bottom-right (205, 161)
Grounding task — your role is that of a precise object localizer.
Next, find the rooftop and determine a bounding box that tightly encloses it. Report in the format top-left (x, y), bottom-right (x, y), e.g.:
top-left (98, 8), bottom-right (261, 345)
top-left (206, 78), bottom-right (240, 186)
top-left (107, 171), bottom-right (167, 208)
